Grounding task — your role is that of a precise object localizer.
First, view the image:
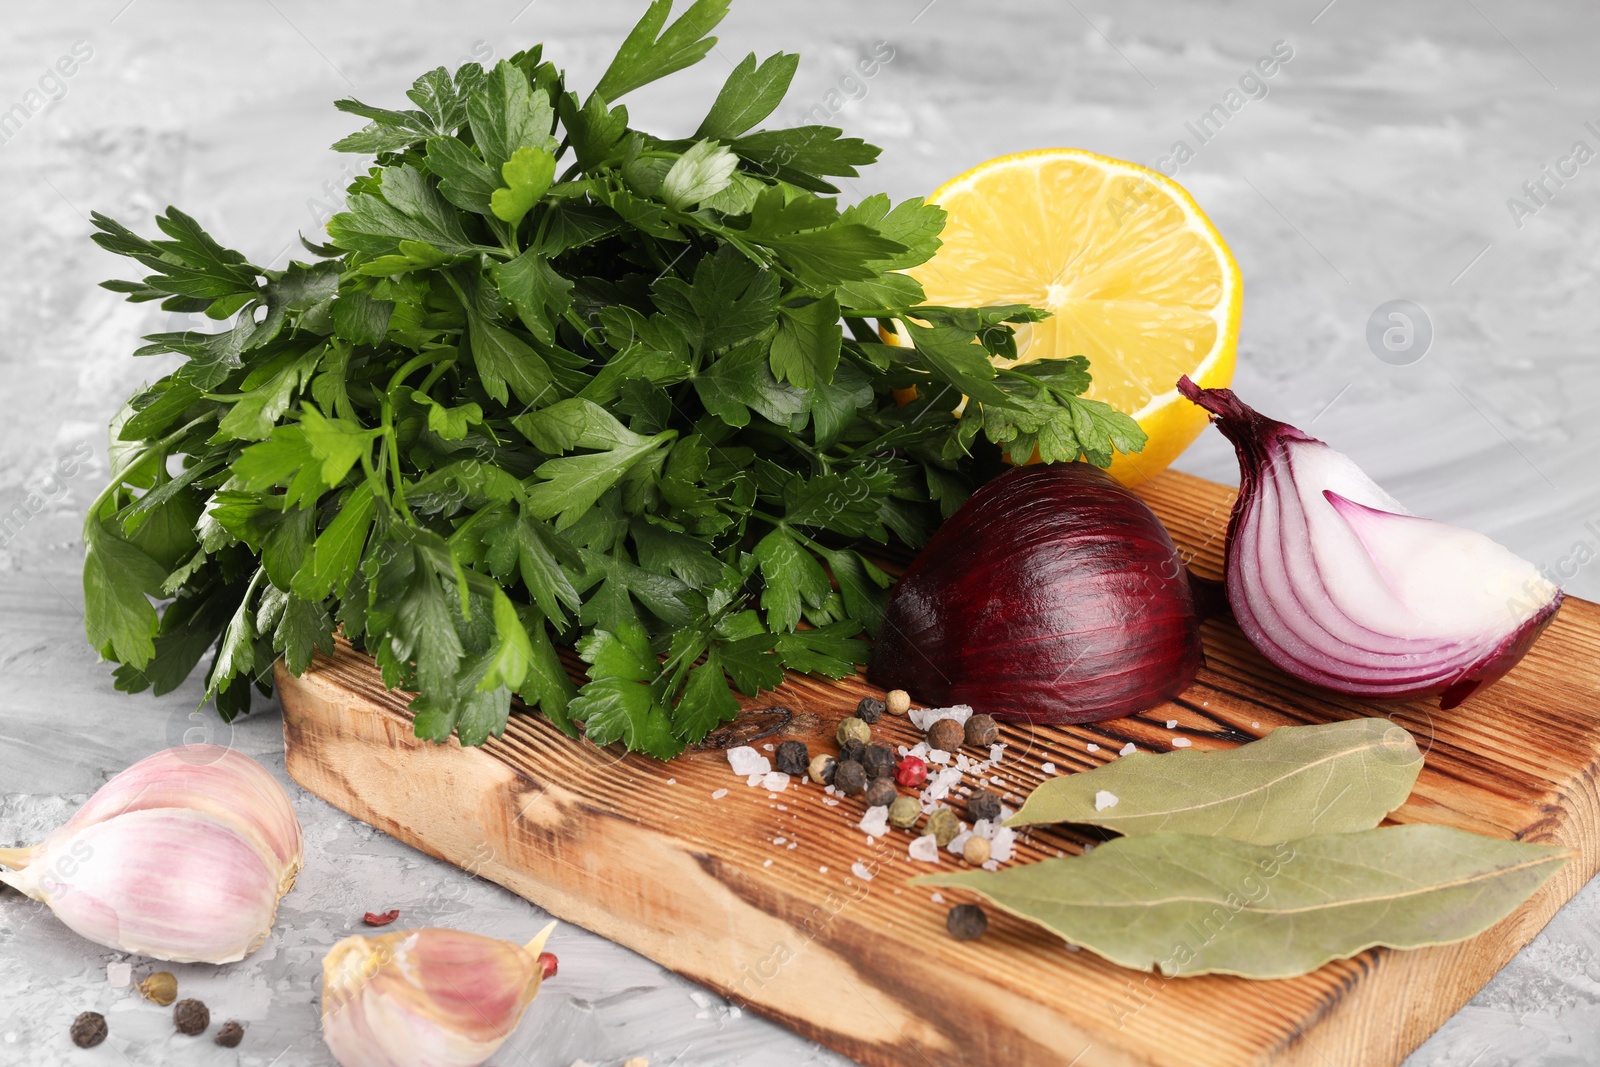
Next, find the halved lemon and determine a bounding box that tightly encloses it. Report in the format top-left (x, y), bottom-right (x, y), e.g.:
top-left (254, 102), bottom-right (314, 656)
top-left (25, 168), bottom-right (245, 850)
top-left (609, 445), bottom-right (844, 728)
top-left (901, 148), bottom-right (1241, 485)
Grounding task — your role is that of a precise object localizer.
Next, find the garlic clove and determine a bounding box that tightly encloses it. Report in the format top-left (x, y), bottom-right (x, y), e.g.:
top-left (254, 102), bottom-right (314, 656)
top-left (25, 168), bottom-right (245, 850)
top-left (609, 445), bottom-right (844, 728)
top-left (0, 808), bottom-right (285, 964)
top-left (321, 924), bottom-right (555, 1067)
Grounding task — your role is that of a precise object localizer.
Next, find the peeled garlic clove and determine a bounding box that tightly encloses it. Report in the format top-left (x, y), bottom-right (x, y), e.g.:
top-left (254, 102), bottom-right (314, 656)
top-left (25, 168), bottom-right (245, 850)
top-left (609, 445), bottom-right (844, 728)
top-left (322, 923), bottom-right (556, 1067)
top-left (0, 809), bottom-right (285, 963)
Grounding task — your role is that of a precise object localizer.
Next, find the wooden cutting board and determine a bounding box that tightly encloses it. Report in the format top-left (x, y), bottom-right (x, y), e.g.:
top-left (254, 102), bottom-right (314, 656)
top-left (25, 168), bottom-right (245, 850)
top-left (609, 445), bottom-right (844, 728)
top-left (277, 469), bottom-right (1600, 1067)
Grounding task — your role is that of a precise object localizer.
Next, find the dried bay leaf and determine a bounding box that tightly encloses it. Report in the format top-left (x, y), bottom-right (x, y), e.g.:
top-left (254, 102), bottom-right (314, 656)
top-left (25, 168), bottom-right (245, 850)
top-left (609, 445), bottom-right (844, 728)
top-left (916, 825), bottom-right (1567, 978)
top-left (1010, 718), bottom-right (1421, 843)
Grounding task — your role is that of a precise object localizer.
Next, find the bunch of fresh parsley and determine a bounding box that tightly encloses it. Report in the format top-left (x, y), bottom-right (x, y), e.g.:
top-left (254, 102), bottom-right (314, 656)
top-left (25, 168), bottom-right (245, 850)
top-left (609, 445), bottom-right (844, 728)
top-left (83, 0), bottom-right (1144, 757)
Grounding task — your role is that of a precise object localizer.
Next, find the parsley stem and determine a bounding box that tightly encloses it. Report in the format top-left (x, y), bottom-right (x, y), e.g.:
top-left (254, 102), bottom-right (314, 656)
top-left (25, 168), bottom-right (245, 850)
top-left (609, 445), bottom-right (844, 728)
top-left (81, 413), bottom-right (216, 539)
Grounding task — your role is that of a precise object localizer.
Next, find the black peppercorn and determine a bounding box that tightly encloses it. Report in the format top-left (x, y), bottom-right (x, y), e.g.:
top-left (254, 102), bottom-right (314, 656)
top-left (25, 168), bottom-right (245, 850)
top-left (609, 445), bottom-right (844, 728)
top-left (861, 744), bottom-right (898, 780)
top-left (967, 789), bottom-right (1003, 823)
top-left (855, 696), bottom-right (887, 724)
top-left (174, 998), bottom-right (210, 1036)
top-left (774, 739), bottom-right (809, 776)
top-left (947, 903), bottom-right (988, 941)
top-left (70, 1012), bottom-right (107, 1049)
top-left (965, 713), bottom-right (999, 747)
top-left (838, 737), bottom-right (868, 764)
top-left (927, 717), bottom-right (965, 752)
top-left (863, 777), bottom-right (897, 808)
top-left (214, 1020), bottom-right (244, 1048)
top-left (834, 759), bottom-right (868, 796)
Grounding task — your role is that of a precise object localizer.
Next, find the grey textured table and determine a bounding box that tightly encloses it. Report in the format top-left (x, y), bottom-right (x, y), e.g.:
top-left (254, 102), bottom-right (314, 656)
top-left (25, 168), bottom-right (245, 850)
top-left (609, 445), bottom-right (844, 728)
top-left (3, 2), bottom-right (1598, 1064)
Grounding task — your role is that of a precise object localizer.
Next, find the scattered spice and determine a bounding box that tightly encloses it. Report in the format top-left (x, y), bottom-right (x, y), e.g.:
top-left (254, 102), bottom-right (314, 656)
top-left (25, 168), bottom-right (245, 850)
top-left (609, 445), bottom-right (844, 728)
top-left (962, 836), bottom-right (993, 866)
top-left (947, 903), bottom-right (988, 941)
top-left (774, 740), bottom-right (810, 776)
top-left (834, 760), bottom-right (868, 797)
top-left (861, 744), bottom-right (898, 780)
top-left (924, 808), bottom-right (961, 847)
top-left (214, 1021), bottom-right (245, 1048)
top-left (855, 696), bottom-right (887, 724)
top-left (964, 714), bottom-right (999, 747)
top-left (837, 717), bottom-right (872, 746)
top-left (174, 998), bottom-right (210, 1036)
top-left (926, 718), bottom-right (964, 753)
top-left (539, 952), bottom-right (559, 979)
top-left (138, 970), bottom-right (178, 1006)
top-left (889, 796), bottom-right (922, 830)
top-left (863, 778), bottom-right (897, 808)
top-left (364, 909), bottom-right (401, 926)
top-left (886, 689), bottom-right (912, 716)
top-left (838, 737), bottom-right (868, 765)
top-left (70, 1012), bottom-right (107, 1049)
top-left (967, 790), bottom-right (1003, 823)
top-left (895, 756), bottom-right (928, 789)
top-left (808, 753), bottom-right (837, 786)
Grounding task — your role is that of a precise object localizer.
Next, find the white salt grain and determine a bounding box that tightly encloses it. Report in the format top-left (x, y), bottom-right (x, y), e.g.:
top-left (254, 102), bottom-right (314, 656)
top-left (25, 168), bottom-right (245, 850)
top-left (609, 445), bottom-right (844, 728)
top-left (1086, 742), bottom-right (1100, 752)
top-left (1119, 742), bottom-right (1137, 756)
top-left (763, 859), bottom-right (773, 868)
top-left (931, 891), bottom-right (946, 904)
top-left (1166, 719), bottom-right (1178, 729)
top-left (711, 788), bottom-right (728, 800)
top-left (773, 836), bottom-right (787, 846)
top-left (762, 743), bottom-right (774, 752)
top-left (989, 826), bottom-right (1017, 862)
top-left (927, 749), bottom-right (951, 764)
top-left (819, 866), bottom-right (829, 874)
top-left (666, 778), bottom-right (676, 785)
top-left (760, 770), bottom-right (791, 792)
top-left (690, 992), bottom-right (711, 1008)
top-left (727, 745), bottom-right (769, 776)
top-left (858, 805), bottom-right (890, 837)
top-left (982, 859), bottom-right (1000, 871)
top-left (908, 704), bottom-right (974, 731)
top-left (823, 797), bottom-right (840, 807)
top-left (1251, 721), bottom-right (1260, 728)
top-left (1095, 790), bottom-right (1119, 811)
top-left (1040, 762), bottom-right (1056, 775)
top-left (908, 835), bottom-right (941, 863)
top-left (106, 961), bottom-right (131, 988)
top-left (851, 861), bottom-right (874, 881)
top-left (1172, 737), bottom-right (1192, 748)
top-left (989, 743), bottom-right (1005, 763)
top-left (947, 829), bottom-right (973, 855)
top-left (746, 773), bottom-right (765, 787)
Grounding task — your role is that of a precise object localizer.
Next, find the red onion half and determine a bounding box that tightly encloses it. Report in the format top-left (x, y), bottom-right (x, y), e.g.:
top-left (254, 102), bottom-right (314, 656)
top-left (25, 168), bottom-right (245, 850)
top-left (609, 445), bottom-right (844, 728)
top-left (1179, 378), bottom-right (1563, 709)
top-left (868, 464), bottom-right (1202, 723)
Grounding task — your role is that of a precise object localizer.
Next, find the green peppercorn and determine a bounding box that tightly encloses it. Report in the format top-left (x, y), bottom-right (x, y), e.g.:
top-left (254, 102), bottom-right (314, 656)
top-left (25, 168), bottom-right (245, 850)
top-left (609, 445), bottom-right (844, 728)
top-left (70, 1012), bottom-right (107, 1049)
top-left (888, 795), bottom-right (921, 830)
top-left (834, 759), bottom-right (868, 797)
top-left (214, 1021), bottom-right (245, 1048)
top-left (839, 737), bottom-right (868, 764)
top-left (861, 744), bottom-right (897, 780)
top-left (863, 778), bottom-right (897, 808)
top-left (808, 753), bottom-right (837, 785)
top-left (855, 696), bottom-right (887, 724)
top-left (965, 713), bottom-right (1000, 747)
top-left (966, 789), bottom-right (1003, 823)
top-left (947, 903), bottom-right (988, 941)
top-left (923, 807), bottom-right (960, 847)
top-left (775, 740), bottom-right (809, 776)
top-left (927, 718), bottom-right (964, 752)
top-left (837, 716), bottom-right (872, 747)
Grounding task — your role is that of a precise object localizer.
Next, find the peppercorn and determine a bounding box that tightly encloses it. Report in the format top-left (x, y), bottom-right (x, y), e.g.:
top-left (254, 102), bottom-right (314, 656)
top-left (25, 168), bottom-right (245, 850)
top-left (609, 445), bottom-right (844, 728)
top-left (886, 689), bottom-right (911, 716)
top-left (855, 696), bottom-right (887, 724)
top-left (947, 903), bottom-right (988, 941)
top-left (963, 835), bottom-right (992, 866)
top-left (863, 778), bottom-right (897, 808)
top-left (834, 759), bottom-right (868, 797)
top-left (174, 998), bottom-right (210, 1036)
top-left (965, 713), bottom-right (999, 747)
top-left (861, 744), bottom-right (898, 780)
top-left (966, 789), bottom-right (1003, 823)
top-left (888, 795), bottom-right (922, 830)
top-left (138, 970), bottom-right (178, 1006)
top-left (70, 1012), bottom-right (107, 1049)
top-left (837, 716), bottom-right (872, 747)
top-left (895, 755), bottom-right (928, 788)
top-left (214, 1020), bottom-right (245, 1048)
top-left (808, 753), bottom-right (837, 785)
top-left (923, 807), bottom-right (960, 847)
top-left (926, 718), bottom-right (964, 752)
top-left (775, 740), bottom-right (809, 776)
top-left (838, 737), bottom-right (868, 764)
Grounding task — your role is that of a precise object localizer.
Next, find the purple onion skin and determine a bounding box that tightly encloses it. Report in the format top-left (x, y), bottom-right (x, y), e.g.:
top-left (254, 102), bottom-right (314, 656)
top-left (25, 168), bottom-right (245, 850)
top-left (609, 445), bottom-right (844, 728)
top-left (868, 464), bottom-right (1202, 724)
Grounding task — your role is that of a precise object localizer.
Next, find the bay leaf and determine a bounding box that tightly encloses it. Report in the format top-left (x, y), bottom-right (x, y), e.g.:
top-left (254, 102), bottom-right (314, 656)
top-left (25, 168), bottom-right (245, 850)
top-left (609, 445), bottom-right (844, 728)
top-left (1009, 718), bottom-right (1420, 843)
top-left (915, 825), bottom-right (1567, 978)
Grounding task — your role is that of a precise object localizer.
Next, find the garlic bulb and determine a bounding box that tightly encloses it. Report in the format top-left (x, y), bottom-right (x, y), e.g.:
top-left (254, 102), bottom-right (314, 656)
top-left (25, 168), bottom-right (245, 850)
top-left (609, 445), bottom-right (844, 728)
top-left (0, 745), bottom-right (302, 963)
top-left (322, 923), bottom-right (557, 1067)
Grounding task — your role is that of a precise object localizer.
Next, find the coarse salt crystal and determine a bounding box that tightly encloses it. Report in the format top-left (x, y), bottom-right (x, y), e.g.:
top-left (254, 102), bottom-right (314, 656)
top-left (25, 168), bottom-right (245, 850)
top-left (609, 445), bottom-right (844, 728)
top-left (908, 704), bottom-right (974, 730)
top-left (788, 841), bottom-right (797, 850)
top-left (851, 861), bottom-right (874, 881)
top-left (928, 749), bottom-right (951, 764)
top-left (909, 741), bottom-right (930, 759)
top-left (1040, 762), bottom-right (1056, 775)
top-left (666, 778), bottom-right (676, 785)
top-left (990, 826), bottom-right (1017, 862)
top-left (1086, 743), bottom-right (1100, 752)
top-left (773, 836), bottom-right (787, 846)
top-left (989, 743), bottom-right (1005, 763)
top-left (923, 766), bottom-right (963, 801)
top-left (823, 797), bottom-right (840, 806)
top-left (1172, 737), bottom-right (1192, 748)
top-left (711, 788), bottom-right (728, 800)
top-left (1095, 790), bottom-right (1119, 811)
top-left (1119, 742), bottom-right (1137, 756)
top-left (858, 805), bottom-right (890, 837)
top-left (819, 866), bottom-right (829, 874)
top-left (947, 829), bottom-right (973, 855)
top-left (982, 859), bottom-right (1000, 871)
top-left (1166, 719), bottom-right (1178, 729)
top-left (908, 835), bottom-right (941, 863)
top-left (106, 961), bottom-right (131, 988)
top-left (763, 743), bottom-right (774, 752)
top-left (761, 771), bottom-right (791, 792)
top-left (747, 774), bottom-right (764, 787)
top-left (690, 992), bottom-right (711, 1008)
top-left (763, 858), bottom-right (773, 868)
top-left (1251, 721), bottom-right (1260, 728)
top-left (930, 891), bottom-right (945, 904)
top-left (727, 746), bottom-right (770, 776)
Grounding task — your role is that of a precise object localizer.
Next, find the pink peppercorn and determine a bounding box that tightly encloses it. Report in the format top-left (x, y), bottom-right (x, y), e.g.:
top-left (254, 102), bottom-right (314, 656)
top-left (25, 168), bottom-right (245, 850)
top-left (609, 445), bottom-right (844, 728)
top-left (896, 756), bottom-right (928, 788)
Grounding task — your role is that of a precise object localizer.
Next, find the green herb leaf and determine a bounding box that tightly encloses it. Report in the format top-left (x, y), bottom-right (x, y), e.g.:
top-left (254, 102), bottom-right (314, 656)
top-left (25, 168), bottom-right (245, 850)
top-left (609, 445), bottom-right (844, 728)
top-left (490, 146), bottom-right (557, 227)
top-left (696, 51), bottom-right (799, 140)
top-left (594, 0), bottom-right (731, 102)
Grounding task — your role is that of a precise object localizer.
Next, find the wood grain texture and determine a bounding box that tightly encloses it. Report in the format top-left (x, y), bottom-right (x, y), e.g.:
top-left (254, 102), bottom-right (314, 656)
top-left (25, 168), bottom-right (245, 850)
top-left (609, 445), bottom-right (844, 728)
top-left (278, 470), bottom-right (1600, 1067)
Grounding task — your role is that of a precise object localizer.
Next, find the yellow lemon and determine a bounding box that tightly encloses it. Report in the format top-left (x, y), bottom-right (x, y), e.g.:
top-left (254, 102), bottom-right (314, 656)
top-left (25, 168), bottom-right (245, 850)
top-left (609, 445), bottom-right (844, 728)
top-left (901, 148), bottom-right (1241, 485)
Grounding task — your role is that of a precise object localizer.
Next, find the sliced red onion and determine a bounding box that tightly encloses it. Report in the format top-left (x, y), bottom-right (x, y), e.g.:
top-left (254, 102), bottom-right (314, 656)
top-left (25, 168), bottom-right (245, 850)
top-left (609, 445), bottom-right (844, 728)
top-left (1179, 378), bottom-right (1562, 708)
top-left (868, 464), bottom-right (1202, 723)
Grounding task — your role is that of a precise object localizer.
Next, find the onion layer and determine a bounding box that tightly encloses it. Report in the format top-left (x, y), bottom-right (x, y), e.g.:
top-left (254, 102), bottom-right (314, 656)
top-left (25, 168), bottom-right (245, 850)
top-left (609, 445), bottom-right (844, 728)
top-left (868, 463), bottom-right (1202, 723)
top-left (1179, 377), bottom-right (1563, 709)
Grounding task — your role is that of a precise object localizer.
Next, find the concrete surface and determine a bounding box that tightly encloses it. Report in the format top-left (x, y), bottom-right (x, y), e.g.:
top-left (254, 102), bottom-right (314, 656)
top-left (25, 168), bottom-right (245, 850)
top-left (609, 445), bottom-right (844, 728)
top-left (2, 1), bottom-right (1599, 1064)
